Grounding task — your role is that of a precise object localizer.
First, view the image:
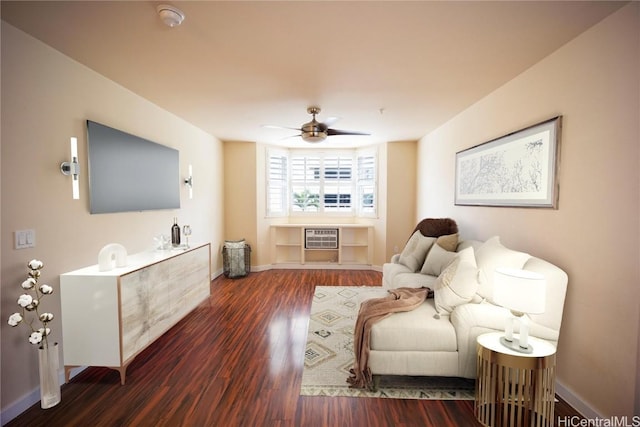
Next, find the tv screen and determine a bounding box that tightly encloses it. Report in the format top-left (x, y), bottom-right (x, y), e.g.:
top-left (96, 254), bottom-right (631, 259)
top-left (87, 120), bottom-right (181, 214)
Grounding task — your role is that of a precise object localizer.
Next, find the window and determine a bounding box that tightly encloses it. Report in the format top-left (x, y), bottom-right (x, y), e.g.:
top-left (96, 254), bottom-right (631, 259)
top-left (290, 155), bottom-right (321, 213)
top-left (267, 147), bottom-right (377, 217)
top-left (318, 155), bottom-right (353, 213)
top-left (356, 152), bottom-right (376, 216)
top-left (266, 150), bottom-right (288, 216)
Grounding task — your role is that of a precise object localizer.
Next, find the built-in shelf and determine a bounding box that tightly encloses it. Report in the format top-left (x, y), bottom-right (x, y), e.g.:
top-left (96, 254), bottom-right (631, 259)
top-left (270, 224), bottom-right (373, 268)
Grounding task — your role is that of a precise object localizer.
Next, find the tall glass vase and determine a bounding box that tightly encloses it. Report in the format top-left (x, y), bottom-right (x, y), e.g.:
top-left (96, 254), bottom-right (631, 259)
top-left (38, 342), bottom-right (61, 409)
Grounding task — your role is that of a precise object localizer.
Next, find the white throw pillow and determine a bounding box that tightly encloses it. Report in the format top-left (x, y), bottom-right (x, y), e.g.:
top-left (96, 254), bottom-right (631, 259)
top-left (420, 243), bottom-right (456, 276)
top-left (433, 247), bottom-right (479, 316)
top-left (475, 236), bottom-right (530, 302)
top-left (397, 231), bottom-right (436, 272)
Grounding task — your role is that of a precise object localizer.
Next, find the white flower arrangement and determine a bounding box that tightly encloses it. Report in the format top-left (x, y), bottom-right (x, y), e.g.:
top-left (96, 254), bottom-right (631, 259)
top-left (7, 259), bottom-right (55, 347)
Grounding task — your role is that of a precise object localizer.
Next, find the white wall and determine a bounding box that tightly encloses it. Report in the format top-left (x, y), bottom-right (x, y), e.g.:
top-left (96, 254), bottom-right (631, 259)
top-left (417, 4), bottom-right (639, 417)
top-left (1, 22), bottom-right (224, 420)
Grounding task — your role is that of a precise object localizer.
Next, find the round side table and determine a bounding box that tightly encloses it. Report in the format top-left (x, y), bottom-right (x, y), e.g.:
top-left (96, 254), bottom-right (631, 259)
top-left (475, 332), bottom-right (556, 427)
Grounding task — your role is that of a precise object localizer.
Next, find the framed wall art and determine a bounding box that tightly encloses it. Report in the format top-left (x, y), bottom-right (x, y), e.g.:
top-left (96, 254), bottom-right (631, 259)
top-left (455, 116), bottom-right (562, 208)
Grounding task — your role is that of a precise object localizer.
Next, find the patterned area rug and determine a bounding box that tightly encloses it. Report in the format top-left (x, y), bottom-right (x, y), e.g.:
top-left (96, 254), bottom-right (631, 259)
top-left (301, 286), bottom-right (475, 399)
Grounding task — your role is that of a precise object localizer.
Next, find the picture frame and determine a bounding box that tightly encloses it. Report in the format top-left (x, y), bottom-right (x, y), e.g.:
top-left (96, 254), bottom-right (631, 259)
top-left (455, 116), bottom-right (562, 208)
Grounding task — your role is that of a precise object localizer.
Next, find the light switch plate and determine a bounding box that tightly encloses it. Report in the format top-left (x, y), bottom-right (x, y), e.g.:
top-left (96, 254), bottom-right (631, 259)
top-left (15, 229), bottom-right (35, 249)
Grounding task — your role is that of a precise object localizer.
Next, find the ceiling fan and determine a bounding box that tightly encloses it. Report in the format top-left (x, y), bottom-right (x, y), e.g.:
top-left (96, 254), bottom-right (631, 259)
top-left (265, 106), bottom-right (370, 143)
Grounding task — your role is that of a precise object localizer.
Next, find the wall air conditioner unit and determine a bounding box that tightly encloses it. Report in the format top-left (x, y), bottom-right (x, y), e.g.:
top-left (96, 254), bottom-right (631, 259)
top-left (305, 228), bottom-right (339, 249)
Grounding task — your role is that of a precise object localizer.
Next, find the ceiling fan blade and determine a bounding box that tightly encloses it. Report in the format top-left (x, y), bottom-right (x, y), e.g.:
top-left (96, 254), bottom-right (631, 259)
top-left (327, 128), bottom-right (370, 136)
top-left (262, 124), bottom-right (302, 131)
top-left (279, 134), bottom-right (303, 140)
top-left (322, 116), bottom-right (340, 127)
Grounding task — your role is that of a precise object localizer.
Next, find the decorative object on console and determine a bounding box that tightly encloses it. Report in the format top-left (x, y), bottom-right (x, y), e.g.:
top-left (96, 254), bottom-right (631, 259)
top-left (98, 243), bottom-right (128, 272)
top-left (171, 217), bottom-right (181, 246)
top-left (493, 268), bottom-right (547, 353)
top-left (6, 259), bottom-right (61, 409)
top-left (455, 116), bottom-right (562, 208)
top-left (184, 164), bottom-right (193, 199)
top-left (154, 234), bottom-right (171, 250)
top-left (182, 225), bottom-right (192, 248)
top-left (60, 137), bottom-right (80, 200)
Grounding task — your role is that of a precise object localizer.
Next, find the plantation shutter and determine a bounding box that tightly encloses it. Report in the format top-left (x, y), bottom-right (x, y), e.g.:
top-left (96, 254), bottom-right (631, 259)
top-left (267, 148), bottom-right (377, 217)
top-left (356, 152), bottom-right (376, 216)
top-left (291, 154), bottom-right (321, 212)
top-left (267, 151), bottom-right (288, 216)
top-left (323, 154), bottom-right (353, 212)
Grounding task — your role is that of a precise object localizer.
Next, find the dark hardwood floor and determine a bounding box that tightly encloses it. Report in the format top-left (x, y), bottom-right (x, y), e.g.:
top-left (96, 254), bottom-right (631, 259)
top-left (7, 269), bottom-right (581, 426)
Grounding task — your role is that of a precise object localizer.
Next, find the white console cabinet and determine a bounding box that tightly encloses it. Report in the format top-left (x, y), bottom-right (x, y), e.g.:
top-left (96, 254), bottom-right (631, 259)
top-left (60, 243), bottom-right (211, 384)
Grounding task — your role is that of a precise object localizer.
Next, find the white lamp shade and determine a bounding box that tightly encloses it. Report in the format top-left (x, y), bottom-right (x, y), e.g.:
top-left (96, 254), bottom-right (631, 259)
top-left (493, 268), bottom-right (546, 314)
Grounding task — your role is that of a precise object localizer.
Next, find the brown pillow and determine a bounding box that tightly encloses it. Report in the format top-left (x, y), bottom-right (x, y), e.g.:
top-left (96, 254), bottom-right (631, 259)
top-left (436, 233), bottom-right (458, 252)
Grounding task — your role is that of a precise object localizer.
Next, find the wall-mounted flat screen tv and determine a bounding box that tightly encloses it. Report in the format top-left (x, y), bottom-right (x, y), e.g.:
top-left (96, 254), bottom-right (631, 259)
top-left (87, 120), bottom-right (180, 214)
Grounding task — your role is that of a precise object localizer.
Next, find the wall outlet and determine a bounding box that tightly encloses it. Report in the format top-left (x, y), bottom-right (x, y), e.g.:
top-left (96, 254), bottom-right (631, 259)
top-left (393, 245), bottom-right (399, 254)
top-left (15, 229), bottom-right (36, 249)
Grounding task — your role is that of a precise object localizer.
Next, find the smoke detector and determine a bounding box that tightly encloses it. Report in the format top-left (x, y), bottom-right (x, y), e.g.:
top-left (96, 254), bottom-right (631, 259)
top-left (157, 4), bottom-right (185, 28)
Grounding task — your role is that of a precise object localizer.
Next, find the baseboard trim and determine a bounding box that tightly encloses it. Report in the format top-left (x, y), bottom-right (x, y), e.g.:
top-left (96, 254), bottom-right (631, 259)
top-left (215, 264), bottom-right (383, 276)
top-left (1, 387), bottom-right (40, 426)
top-left (556, 379), bottom-right (601, 420)
top-left (252, 264), bottom-right (382, 271)
top-left (0, 368), bottom-right (81, 426)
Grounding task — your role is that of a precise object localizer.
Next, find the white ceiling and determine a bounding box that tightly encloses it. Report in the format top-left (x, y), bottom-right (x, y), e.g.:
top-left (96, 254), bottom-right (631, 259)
top-left (1, 1), bottom-right (626, 147)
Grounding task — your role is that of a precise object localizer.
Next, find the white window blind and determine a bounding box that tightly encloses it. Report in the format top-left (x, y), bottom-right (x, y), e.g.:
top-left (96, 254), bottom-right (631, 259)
top-left (356, 152), bottom-right (377, 216)
top-left (323, 155), bottom-right (353, 212)
top-left (291, 155), bottom-right (321, 212)
top-left (267, 151), bottom-right (288, 216)
top-left (266, 147), bottom-right (377, 217)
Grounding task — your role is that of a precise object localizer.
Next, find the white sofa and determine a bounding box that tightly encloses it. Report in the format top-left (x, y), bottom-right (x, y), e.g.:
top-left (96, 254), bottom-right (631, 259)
top-left (371, 235), bottom-right (568, 379)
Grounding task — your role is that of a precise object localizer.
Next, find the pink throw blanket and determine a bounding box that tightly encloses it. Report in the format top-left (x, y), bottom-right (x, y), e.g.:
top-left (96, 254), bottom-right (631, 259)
top-left (347, 287), bottom-right (429, 390)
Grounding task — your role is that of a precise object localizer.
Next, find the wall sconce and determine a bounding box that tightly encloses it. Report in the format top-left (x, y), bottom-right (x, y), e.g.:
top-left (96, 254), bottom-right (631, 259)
top-left (60, 137), bottom-right (80, 200)
top-left (184, 164), bottom-right (193, 199)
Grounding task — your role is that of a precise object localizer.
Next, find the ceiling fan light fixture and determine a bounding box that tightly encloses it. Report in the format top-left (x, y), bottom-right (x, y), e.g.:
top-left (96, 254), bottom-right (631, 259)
top-left (264, 106), bottom-right (368, 143)
top-left (301, 117), bottom-right (327, 142)
top-left (301, 132), bottom-right (327, 143)
top-left (157, 4), bottom-right (185, 27)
